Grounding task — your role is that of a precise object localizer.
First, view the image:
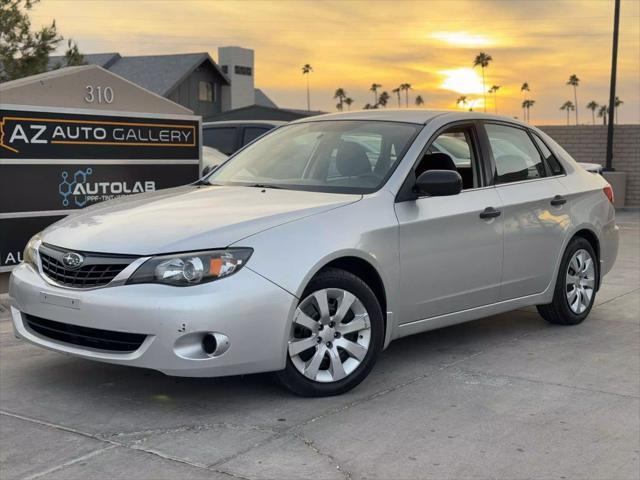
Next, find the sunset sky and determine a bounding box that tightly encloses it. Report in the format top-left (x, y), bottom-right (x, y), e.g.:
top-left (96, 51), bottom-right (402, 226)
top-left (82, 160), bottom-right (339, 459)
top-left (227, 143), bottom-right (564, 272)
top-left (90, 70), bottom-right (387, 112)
top-left (32, 0), bottom-right (639, 124)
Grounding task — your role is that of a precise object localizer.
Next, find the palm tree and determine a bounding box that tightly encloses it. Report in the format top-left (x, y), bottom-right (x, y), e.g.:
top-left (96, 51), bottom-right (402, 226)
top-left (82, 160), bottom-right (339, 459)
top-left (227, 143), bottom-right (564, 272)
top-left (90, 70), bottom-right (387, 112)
top-left (333, 88), bottom-right (346, 111)
top-left (302, 64), bottom-right (313, 111)
top-left (377, 91), bottom-right (390, 108)
top-left (473, 52), bottom-right (493, 112)
top-left (567, 74), bottom-right (580, 124)
top-left (392, 87), bottom-right (401, 107)
top-left (370, 83), bottom-right (382, 105)
top-left (523, 99), bottom-right (535, 123)
top-left (456, 95), bottom-right (468, 109)
top-left (586, 101), bottom-right (599, 125)
top-left (597, 105), bottom-right (608, 125)
top-left (344, 97), bottom-right (353, 110)
top-left (400, 83), bottom-right (412, 107)
top-left (614, 96), bottom-right (623, 123)
top-left (560, 100), bottom-right (575, 125)
top-left (488, 85), bottom-right (500, 114)
top-left (415, 95), bottom-right (424, 107)
top-left (520, 82), bottom-right (530, 120)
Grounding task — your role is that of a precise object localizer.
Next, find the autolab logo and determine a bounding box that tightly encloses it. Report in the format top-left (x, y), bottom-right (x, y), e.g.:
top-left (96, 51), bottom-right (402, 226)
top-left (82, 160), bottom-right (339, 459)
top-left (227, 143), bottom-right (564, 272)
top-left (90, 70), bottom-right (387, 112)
top-left (58, 168), bottom-right (156, 207)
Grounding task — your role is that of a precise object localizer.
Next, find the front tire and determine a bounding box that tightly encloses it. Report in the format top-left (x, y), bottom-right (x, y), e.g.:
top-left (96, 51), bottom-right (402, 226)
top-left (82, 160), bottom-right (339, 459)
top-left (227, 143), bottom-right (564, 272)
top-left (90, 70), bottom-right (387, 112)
top-left (276, 268), bottom-right (384, 397)
top-left (537, 236), bottom-right (598, 325)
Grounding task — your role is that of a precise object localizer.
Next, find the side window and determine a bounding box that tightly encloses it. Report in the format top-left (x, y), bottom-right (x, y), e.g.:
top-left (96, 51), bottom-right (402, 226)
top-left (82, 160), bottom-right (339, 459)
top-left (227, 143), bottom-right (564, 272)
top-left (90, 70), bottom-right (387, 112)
top-left (242, 127), bottom-right (270, 146)
top-left (203, 127), bottom-right (237, 155)
top-left (485, 123), bottom-right (546, 184)
top-left (532, 133), bottom-right (565, 176)
top-left (419, 126), bottom-right (479, 190)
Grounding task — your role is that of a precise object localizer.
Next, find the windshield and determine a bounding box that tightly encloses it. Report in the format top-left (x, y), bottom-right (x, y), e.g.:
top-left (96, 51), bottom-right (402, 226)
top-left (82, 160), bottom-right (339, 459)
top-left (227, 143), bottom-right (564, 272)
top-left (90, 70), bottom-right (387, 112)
top-left (206, 120), bottom-right (421, 193)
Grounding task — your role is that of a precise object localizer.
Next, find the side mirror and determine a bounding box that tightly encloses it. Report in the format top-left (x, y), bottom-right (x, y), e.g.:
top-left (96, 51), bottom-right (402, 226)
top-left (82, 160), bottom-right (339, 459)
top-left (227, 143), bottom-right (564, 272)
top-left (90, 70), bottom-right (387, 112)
top-left (201, 164), bottom-right (218, 176)
top-left (414, 169), bottom-right (462, 197)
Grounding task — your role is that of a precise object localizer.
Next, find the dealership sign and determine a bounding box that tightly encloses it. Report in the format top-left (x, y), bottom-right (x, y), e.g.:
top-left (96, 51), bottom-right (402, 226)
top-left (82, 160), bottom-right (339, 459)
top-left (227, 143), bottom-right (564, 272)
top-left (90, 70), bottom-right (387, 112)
top-left (0, 109), bottom-right (198, 159)
top-left (0, 105), bottom-right (201, 271)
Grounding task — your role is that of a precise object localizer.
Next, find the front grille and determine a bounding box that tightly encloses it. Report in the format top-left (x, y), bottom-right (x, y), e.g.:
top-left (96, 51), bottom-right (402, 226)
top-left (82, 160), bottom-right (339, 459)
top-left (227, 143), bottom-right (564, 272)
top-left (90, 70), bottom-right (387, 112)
top-left (39, 244), bottom-right (135, 288)
top-left (24, 314), bottom-right (146, 353)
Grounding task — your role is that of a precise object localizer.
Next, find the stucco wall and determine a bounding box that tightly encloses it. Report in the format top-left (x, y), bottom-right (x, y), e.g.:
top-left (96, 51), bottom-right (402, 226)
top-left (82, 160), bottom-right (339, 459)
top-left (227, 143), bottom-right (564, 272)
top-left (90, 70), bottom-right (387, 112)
top-left (537, 125), bottom-right (640, 207)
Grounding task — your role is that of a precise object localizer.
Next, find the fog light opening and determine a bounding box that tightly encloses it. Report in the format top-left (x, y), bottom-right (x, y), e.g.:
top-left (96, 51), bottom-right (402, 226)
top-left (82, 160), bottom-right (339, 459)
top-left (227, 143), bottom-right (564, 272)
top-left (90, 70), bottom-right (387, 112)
top-left (202, 333), bottom-right (218, 356)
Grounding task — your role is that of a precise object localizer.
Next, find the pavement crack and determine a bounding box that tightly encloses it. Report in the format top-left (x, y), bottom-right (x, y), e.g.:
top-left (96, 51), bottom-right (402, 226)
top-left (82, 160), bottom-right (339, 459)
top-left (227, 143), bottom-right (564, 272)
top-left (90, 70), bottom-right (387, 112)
top-left (291, 431), bottom-right (352, 480)
top-left (0, 410), bottom-right (115, 445)
top-left (21, 445), bottom-right (117, 480)
top-left (458, 368), bottom-right (640, 400)
top-left (105, 421), bottom-right (278, 442)
top-left (0, 410), bottom-right (256, 479)
top-left (594, 287), bottom-right (640, 307)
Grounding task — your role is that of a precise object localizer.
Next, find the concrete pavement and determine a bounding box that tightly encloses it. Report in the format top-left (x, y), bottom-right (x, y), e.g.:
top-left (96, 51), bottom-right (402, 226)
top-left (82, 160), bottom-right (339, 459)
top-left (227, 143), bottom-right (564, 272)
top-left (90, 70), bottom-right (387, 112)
top-left (1, 211), bottom-right (638, 480)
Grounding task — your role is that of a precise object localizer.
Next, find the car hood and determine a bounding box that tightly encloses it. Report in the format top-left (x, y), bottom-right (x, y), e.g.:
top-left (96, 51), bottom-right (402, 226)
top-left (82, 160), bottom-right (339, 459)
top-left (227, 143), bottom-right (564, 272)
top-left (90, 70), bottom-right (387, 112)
top-left (41, 185), bottom-right (361, 255)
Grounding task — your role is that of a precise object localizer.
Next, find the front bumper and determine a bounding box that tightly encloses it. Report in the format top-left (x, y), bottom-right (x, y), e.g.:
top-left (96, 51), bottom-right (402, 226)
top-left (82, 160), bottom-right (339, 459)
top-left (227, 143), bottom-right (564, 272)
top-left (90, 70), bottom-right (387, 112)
top-left (9, 263), bottom-right (297, 377)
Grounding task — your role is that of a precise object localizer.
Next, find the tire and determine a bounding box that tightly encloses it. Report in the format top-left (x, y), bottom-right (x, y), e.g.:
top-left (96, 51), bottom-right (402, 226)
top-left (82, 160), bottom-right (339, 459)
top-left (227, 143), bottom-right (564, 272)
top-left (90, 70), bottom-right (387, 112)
top-left (275, 268), bottom-right (384, 397)
top-left (537, 236), bottom-right (598, 325)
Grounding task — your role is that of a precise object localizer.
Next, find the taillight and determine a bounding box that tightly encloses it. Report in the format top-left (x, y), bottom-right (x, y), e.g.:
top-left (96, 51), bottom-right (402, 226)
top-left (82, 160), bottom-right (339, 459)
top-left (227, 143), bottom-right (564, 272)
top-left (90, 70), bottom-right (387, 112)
top-left (603, 185), bottom-right (614, 204)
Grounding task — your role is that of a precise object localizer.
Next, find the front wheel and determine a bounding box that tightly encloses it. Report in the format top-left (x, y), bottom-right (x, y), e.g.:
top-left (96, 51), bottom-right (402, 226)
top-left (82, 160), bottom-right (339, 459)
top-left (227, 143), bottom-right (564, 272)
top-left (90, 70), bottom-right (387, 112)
top-left (275, 268), bottom-right (384, 397)
top-left (537, 236), bottom-right (598, 325)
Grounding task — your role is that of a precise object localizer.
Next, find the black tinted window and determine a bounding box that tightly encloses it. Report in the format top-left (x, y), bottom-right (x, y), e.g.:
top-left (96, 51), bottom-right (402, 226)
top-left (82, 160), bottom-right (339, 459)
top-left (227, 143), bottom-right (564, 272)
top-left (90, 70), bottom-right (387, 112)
top-left (242, 127), bottom-right (271, 145)
top-left (532, 133), bottom-right (564, 175)
top-left (203, 127), bottom-right (237, 155)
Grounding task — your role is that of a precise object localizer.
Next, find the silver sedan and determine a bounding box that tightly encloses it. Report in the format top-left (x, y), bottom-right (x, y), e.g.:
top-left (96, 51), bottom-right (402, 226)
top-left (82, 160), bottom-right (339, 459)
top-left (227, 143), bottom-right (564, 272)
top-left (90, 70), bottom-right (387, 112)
top-left (9, 110), bottom-right (619, 396)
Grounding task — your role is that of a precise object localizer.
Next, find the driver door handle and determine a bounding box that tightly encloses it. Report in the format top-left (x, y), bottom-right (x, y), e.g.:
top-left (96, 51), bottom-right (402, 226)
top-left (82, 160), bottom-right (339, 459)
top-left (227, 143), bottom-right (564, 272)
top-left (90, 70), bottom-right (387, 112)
top-left (550, 195), bottom-right (567, 206)
top-left (479, 207), bottom-right (501, 219)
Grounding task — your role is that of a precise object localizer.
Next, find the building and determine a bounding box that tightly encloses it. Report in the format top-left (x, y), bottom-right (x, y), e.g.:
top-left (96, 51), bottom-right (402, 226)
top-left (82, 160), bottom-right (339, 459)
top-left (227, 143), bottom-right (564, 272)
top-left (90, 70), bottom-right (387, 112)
top-left (204, 104), bottom-right (325, 122)
top-left (47, 47), bottom-right (277, 119)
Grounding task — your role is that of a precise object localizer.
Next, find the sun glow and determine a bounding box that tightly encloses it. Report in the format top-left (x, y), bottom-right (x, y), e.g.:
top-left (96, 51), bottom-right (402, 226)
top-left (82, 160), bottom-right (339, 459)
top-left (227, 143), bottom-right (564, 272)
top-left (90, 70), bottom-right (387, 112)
top-left (440, 68), bottom-right (485, 94)
top-left (430, 31), bottom-right (494, 47)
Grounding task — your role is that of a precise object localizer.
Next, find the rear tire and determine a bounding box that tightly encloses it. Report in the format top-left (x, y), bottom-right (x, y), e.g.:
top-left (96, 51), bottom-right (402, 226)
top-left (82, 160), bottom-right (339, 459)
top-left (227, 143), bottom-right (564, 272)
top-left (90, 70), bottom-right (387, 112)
top-left (275, 268), bottom-right (384, 397)
top-left (537, 236), bottom-right (598, 325)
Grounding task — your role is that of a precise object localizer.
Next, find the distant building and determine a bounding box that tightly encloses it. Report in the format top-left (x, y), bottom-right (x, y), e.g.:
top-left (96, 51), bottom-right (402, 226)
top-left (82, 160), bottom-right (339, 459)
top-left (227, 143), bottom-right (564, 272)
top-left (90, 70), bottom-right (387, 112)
top-left (205, 104), bottom-right (325, 122)
top-left (46, 47), bottom-right (277, 118)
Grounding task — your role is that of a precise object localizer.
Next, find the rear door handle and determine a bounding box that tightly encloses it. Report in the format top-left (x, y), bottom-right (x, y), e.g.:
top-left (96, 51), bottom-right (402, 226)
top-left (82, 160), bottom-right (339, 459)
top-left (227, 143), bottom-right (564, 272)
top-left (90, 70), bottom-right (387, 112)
top-left (550, 195), bottom-right (567, 206)
top-left (479, 207), bottom-right (501, 219)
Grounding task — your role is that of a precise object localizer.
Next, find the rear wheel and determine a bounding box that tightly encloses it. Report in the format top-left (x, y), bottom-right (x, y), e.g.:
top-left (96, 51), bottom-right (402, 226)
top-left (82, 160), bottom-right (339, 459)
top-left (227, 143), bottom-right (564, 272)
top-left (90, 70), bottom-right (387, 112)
top-left (276, 268), bottom-right (384, 397)
top-left (537, 237), bottom-right (598, 325)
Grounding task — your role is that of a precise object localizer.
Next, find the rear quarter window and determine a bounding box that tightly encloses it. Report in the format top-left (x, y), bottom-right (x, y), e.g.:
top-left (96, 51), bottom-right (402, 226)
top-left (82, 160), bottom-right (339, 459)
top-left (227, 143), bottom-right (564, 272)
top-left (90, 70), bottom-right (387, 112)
top-left (532, 132), bottom-right (565, 175)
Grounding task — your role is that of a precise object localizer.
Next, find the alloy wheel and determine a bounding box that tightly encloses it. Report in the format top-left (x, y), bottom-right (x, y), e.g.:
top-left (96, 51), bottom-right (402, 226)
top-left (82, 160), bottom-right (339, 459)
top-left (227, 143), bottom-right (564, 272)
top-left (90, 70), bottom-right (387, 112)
top-left (288, 288), bottom-right (371, 383)
top-left (565, 248), bottom-right (595, 314)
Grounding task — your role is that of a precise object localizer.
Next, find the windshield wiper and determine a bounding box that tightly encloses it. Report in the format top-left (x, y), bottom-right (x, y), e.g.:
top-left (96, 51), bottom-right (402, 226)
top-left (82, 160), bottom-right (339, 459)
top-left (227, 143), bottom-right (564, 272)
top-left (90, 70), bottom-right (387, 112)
top-left (249, 183), bottom-right (284, 190)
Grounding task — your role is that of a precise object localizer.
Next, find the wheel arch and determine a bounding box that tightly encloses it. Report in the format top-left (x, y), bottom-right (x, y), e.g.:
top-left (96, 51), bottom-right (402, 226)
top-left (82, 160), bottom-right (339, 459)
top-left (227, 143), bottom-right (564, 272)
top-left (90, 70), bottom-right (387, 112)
top-left (572, 228), bottom-right (601, 290)
top-left (305, 252), bottom-right (393, 347)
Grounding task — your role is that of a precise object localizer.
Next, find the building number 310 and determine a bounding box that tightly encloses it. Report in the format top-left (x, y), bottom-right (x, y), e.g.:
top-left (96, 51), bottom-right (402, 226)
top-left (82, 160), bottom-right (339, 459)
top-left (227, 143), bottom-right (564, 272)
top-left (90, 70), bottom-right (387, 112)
top-left (84, 85), bottom-right (114, 104)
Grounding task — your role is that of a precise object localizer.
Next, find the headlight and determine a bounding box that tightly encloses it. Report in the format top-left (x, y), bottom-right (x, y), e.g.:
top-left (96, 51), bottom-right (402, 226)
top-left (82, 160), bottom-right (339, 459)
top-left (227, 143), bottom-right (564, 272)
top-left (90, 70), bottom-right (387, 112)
top-left (23, 233), bottom-right (42, 269)
top-left (127, 249), bottom-right (253, 287)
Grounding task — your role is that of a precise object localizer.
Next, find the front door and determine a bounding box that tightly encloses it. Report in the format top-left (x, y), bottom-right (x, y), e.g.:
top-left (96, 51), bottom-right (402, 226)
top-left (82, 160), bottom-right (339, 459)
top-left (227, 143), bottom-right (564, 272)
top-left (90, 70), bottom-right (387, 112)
top-left (395, 123), bottom-right (504, 323)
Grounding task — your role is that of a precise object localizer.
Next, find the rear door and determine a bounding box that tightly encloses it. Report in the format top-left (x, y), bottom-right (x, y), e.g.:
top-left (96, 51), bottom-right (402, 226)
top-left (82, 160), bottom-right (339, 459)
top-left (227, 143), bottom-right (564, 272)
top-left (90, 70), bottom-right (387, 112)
top-left (395, 122), bottom-right (504, 323)
top-left (481, 122), bottom-right (569, 300)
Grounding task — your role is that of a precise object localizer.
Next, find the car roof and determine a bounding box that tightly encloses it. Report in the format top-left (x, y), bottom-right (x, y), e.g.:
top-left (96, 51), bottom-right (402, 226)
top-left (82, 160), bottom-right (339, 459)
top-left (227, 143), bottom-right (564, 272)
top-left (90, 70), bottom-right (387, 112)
top-left (202, 120), bottom-right (286, 127)
top-left (289, 109), bottom-right (530, 128)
